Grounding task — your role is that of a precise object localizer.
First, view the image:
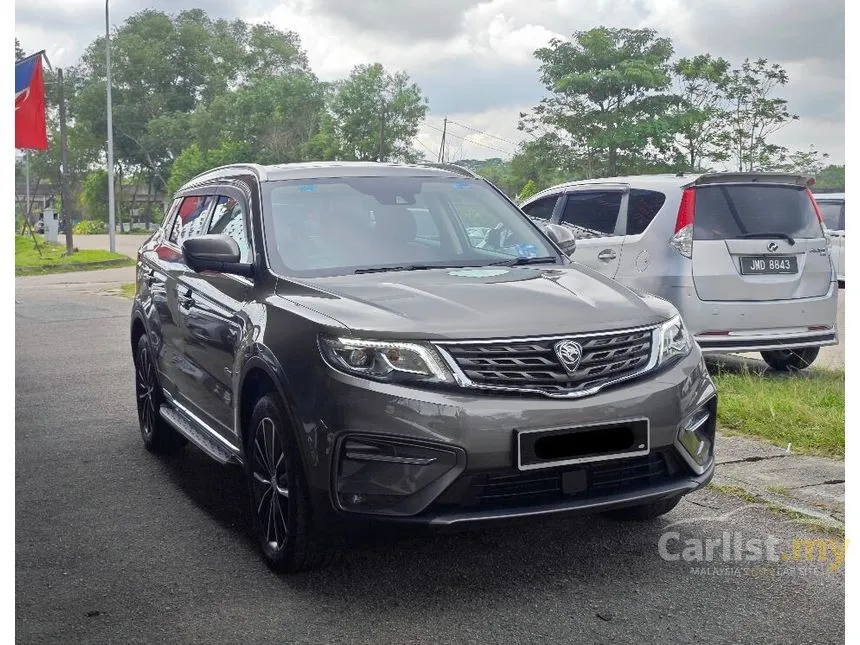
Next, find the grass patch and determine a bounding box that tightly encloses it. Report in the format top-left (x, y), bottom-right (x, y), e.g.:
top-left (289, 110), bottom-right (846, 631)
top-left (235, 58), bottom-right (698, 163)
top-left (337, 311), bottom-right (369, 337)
top-left (712, 367), bottom-right (844, 458)
top-left (15, 234), bottom-right (134, 275)
top-left (118, 283), bottom-right (136, 298)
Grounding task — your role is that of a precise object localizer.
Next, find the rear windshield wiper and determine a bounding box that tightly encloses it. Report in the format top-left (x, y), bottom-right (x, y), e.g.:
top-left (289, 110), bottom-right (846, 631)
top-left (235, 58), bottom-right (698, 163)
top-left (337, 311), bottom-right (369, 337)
top-left (488, 256), bottom-right (559, 267)
top-left (737, 232), bottom-right (796, 246)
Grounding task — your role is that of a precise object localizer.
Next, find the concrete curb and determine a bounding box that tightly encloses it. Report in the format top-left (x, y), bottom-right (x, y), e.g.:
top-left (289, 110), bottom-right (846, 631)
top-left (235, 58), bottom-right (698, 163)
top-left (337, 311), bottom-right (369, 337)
top-left (713, 432), bottom-right (844, 530)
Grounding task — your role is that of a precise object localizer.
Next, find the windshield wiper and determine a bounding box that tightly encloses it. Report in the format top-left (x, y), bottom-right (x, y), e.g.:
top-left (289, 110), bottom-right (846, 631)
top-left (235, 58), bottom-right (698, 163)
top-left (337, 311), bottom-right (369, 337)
top-left (488, 256), bottom-right (559, 267)
top-left (355, 264), bottom-right (470, 274)
top-left (737, 232), bottom-right (796, 246)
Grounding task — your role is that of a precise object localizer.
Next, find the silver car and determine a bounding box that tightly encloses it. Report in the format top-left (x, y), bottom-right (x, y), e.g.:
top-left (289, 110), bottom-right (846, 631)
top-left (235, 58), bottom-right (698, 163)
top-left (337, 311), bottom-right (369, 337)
top-left (521, 172), bottom-right (839, 371)
top-left (814, 192), bottom-right (845, 284)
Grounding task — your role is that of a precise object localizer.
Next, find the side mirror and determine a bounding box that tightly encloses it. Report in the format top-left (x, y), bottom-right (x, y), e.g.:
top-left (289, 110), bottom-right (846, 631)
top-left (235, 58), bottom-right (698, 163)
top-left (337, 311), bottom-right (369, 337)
top-left (183, 234), bottom-right (254, 278)
top-left (543, 223), bottom-right (576, 256)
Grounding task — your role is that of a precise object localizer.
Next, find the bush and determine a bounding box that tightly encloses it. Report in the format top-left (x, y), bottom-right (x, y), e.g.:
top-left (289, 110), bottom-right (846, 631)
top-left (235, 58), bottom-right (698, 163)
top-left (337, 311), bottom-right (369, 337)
top-left (73, 220), bottom-right (107, 234)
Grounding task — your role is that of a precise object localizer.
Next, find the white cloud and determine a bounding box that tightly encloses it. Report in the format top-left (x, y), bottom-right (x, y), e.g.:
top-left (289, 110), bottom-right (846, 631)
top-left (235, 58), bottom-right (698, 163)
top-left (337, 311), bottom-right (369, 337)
top-left (15, 0), bottom-right (845, 165)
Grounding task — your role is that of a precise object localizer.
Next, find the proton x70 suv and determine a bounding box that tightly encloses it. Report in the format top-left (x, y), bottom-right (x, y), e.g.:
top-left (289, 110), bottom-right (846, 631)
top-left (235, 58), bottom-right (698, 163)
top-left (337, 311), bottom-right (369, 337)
top-left (520, 173), bottom-right (839, 371)
top-left (130, 162), bottom-right (717, 572)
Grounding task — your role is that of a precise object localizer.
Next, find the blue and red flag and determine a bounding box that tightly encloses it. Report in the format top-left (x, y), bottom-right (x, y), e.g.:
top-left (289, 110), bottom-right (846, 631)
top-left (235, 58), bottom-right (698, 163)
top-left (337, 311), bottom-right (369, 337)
top-left (15, 52), bottom-right (48, 150)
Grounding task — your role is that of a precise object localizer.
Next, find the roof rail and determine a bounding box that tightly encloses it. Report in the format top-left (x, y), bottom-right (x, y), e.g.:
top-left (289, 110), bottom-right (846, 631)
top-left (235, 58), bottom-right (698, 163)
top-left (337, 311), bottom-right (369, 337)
top-left (419, 162), bottom-right (481, 179)
top-left (185, 163), bottom-right (265, 187)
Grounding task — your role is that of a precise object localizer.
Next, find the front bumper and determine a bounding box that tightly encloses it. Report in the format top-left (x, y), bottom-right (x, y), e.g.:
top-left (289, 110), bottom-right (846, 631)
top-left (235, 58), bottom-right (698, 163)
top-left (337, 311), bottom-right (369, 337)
top-left (307, 346), bottom-right (716, 528)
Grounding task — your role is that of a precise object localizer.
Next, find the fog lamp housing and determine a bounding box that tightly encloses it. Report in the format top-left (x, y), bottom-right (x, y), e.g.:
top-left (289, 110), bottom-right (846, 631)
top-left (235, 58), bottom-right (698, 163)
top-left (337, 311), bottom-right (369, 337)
top-left (675, 397), bottom-right (717, 474)
top-left (335, 436), bottom-right (464, 516)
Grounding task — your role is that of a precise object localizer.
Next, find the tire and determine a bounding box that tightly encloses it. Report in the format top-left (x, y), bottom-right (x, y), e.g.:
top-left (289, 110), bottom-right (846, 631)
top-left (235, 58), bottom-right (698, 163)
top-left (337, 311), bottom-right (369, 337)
top-left (244, 393), bottom-right (337, 573)
top-left (760, 347), bottom-right (820, 372)
top-left (602, 495), bottom-right (682, 521)
top-left (134, 335), bottom-right (186, 454)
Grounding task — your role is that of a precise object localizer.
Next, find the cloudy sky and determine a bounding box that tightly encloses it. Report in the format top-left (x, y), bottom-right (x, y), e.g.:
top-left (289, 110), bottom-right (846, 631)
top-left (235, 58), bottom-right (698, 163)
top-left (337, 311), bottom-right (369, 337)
top-left (15, 0), bottom-right (845, 164)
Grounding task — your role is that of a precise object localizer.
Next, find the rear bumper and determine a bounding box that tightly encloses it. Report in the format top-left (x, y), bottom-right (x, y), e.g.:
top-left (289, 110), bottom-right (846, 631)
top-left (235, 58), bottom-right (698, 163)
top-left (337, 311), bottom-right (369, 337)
top-left (695, 328), bottom-right (837, 353)
top-left (648, 281), bottom-right (839, 352)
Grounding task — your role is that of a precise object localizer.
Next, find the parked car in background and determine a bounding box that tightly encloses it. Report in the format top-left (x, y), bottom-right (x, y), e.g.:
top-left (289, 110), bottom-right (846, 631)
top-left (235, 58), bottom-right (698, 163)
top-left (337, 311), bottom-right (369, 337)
top-left (131, 161), bottom-right (717, 572)
top-left (520, 173), bottom-right (838, 371)
top-left (813, 192), bottom-right (845, 285)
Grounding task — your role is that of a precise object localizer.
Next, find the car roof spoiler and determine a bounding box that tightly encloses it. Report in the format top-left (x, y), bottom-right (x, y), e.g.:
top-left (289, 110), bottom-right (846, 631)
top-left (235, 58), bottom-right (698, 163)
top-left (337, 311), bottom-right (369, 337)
top-left (692, 172), bottom-right (815, 187)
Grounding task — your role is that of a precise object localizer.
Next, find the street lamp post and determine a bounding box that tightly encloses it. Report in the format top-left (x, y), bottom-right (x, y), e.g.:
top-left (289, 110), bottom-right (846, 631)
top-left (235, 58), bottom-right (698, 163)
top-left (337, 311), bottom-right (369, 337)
top-left (105, 0), bottom-right (116, 251)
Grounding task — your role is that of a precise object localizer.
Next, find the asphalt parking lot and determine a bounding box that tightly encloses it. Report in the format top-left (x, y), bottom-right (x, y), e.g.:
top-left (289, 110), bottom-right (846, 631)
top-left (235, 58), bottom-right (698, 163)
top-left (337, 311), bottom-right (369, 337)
top-left (15, 270), bottom-right (845, 644)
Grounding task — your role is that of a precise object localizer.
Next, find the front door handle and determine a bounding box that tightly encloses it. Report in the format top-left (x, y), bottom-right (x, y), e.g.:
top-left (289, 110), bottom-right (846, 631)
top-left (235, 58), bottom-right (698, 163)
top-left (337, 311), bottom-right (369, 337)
top-left (597, 249), bottom-right (617, 262)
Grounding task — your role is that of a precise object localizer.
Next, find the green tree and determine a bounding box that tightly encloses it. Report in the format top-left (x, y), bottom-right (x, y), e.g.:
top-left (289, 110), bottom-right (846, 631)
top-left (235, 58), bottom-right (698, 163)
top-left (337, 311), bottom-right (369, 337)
top-left (71, 9), bottom-right (313, 188)
top-left (517, 179), bottom-right (538, 203)
top-left (329, 63), bottom-right (429, 162)
top-left (775, 144), bottom-right (830, 176)
top-left (191, 73), bottom-right (328, 165)
top-left (522, 27), bottom-right (680, 177)
top-left (15, 38), bottom-right (25, 61)
top-left (670, 54), bottom-right (731, 171)
top-left (813, 165), bottom-right (845, 191)
top-left (79, 170), bottom-right (110, 221)
top-left (714, 58), bottom-right (798, 171)
top-left (167, 140), bottom-right (253, 195)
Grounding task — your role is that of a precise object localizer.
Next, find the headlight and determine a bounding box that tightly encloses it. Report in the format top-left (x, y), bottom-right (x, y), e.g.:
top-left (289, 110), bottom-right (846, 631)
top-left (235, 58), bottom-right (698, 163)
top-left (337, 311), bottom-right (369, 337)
top-left (318, 336), bottom-right (454, 384)
top-left (658, 315), bottom-right (693, 365)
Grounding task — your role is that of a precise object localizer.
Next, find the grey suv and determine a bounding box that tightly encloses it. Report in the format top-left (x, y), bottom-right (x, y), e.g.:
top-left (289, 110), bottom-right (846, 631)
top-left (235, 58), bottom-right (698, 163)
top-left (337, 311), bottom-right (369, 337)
top-left (521, 173), bottom-right (839, 371)
top-left (130, 162), bottom-right (716, 572)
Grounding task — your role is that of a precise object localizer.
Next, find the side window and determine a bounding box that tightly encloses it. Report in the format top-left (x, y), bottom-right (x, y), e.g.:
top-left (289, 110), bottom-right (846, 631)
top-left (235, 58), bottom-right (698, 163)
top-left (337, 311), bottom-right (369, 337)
top-left (626, 189), bottom-right (666, 235)
top-left (521, 195), bottom-right (557, 222)
top-left (170, 196), bottom-right (215, 247)
top-left (165, 199), bottom-right (182, 244)
top-left (560, 191), bottom-right (623, 239)
top-left (817, 202), bottom-right (842, 231)
top-left (409, 208), bottom-right (440, 244)
top-left (209, 195), bottom-right (250, 262)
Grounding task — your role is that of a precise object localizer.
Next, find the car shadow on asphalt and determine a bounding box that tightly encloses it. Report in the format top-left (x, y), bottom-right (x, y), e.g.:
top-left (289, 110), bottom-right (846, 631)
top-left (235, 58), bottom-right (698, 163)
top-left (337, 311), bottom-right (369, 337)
top-left (149, 442), bottom-right (776, 602)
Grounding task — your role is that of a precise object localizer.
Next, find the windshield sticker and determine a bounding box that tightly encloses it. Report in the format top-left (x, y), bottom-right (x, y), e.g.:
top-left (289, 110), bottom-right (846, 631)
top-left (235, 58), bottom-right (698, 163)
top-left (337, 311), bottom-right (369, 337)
top-left (515, 243), bottom-right (539, 258)
top-left (453, 181), bottom-right (470, 190)
top-left (449, 268), bottom-right (510, 278)
top-left (298, 184), bottom-right (317, 192)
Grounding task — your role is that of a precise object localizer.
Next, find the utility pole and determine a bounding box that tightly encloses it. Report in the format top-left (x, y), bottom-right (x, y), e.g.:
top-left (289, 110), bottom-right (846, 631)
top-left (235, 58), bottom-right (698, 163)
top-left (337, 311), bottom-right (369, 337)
top-left (58, 68), bottom-right (74, 256)
top-left (377, 101), bottom-right (385, 162)
top-left (105, 0), bottom-right (117, 252)
top-left (437, 117), bottom-right (447, 163)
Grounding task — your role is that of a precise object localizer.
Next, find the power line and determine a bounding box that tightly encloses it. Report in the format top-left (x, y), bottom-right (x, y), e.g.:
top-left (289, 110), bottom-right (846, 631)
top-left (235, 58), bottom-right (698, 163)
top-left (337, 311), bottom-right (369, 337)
top-left (415, 137), bottom-right (438, 159)
top-left (445, 119), bottom-right (520, 147)
top-left (425, 124), bottom-right (514, 157)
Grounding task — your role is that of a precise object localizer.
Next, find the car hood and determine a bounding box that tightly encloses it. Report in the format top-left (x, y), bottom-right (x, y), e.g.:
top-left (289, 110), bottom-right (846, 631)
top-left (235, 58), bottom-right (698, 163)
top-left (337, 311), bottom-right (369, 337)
top-left (275, 265), bottom-right (667, 340)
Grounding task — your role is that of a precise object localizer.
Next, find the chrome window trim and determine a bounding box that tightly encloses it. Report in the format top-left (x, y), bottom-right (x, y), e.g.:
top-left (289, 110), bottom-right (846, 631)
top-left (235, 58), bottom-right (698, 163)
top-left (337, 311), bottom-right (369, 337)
top-left (433, 324), bottom-right (662, 399)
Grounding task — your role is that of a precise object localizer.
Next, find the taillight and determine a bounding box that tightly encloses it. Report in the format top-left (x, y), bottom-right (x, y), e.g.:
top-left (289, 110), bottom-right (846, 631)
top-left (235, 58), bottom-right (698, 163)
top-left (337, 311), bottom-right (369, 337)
top-left (806, 188), bottom-right (824, 226)
top-left (670, 187), bottom-right (696, 258)
top-left (675, 187), bottom-right (696, 232)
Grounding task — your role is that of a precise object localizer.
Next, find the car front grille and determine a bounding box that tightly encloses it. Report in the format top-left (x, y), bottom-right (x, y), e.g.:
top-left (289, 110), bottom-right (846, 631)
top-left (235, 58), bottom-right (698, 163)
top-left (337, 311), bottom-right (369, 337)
top-left (437, 327), bottom-right (655, 396)
top-left (433, 449), bottom-right (683, 510)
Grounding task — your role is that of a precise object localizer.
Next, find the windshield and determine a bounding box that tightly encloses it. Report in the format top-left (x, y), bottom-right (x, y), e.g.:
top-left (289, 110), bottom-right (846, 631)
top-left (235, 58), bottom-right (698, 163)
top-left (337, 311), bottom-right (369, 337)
top-left (693, 184), bottom-right (824, 241)
top-left (261, 176), bottom-right (559, 276)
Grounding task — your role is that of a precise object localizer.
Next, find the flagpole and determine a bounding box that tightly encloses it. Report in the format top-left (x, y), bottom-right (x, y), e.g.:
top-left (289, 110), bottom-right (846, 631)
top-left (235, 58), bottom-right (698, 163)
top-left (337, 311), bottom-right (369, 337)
top-left (25, 150), bottom-right (31, 230)
top-left (105, 0), bottom-right (116, 252)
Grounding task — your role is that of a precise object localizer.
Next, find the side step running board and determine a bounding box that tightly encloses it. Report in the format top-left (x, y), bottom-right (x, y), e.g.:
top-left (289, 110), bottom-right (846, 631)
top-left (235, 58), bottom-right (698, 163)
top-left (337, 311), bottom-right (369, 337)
top-left (159, 404), bottom-right (242, 465)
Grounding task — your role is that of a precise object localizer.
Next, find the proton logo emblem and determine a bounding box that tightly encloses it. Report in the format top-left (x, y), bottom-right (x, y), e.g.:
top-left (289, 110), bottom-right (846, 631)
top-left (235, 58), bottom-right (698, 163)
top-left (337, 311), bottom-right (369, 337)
top-left (767, 242), bottom-right (779, 252)
top-left (554, 340), bottom-right (583, 373)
